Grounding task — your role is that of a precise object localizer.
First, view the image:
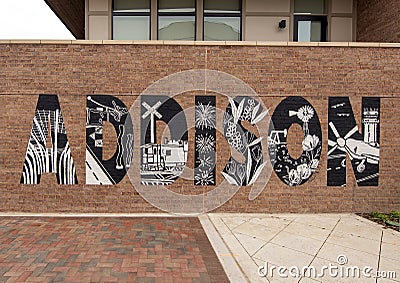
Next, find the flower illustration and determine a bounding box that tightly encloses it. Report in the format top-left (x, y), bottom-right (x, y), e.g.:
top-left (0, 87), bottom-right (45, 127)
top-left (297, 105), bottom-right (314, 123)
top-left (297, 164), bottom-right (312, 180)
top-left (288, 169), bottom-right (301, 186)
top-left (302, 135), bottom-right (320, 152)
top-left (195, 102), bottom-right (216, 130)
top-left (310, 159), bottom-right (319, 170)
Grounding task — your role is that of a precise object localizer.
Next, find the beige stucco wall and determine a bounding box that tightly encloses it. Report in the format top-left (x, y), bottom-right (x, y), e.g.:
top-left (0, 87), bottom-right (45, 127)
top-left (245, 17), bottom-right (290, 41)
top-left (85, 0), bottom-right (354, 42)
top-left (331, 17), bottom-right (353, 42)
top-left (87, 0), bottom-right (111, 40)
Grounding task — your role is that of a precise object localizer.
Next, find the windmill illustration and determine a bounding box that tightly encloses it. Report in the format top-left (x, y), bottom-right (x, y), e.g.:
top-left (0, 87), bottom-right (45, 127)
top-left (328, 122), bottom-right (379, 172)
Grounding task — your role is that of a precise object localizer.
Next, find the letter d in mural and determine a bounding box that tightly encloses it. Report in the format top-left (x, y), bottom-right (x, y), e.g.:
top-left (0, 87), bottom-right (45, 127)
top-left (85, 95), bottom-right (133, 185)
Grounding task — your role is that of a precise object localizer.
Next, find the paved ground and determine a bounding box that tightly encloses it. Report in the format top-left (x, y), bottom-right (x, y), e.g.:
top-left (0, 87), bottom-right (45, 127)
top-left (0, 217), bottom-right (228, 283)
top-left (0, 214), bottom-right (399, 282)
top-left (201, 213), bottom-right (400, 283)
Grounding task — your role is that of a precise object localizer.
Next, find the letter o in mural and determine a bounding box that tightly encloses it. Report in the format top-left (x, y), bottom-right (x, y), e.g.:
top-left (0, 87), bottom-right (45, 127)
top-left (268, 97), bottom-right (322, 186)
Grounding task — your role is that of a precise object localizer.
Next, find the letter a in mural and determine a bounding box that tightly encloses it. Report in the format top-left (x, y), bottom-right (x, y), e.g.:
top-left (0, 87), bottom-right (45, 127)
top-left (21, 95), bottom-right (77, 184)
top-left (140, 95), bottom-right (188, 185)
top-left (86, 95), bottom-right (133, 185)
top-left (222, 97), bottom-right (268, 186)
top-left (328, 97), bottom-right (380, 186)
top-left (268, 97), bottom-right (322, 186)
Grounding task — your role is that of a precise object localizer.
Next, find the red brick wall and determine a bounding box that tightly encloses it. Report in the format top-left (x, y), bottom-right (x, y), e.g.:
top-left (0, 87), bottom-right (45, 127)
top-left (0, 43), bottom-right (399, 213)
top-left (357, 0), bottom-right (400, 42)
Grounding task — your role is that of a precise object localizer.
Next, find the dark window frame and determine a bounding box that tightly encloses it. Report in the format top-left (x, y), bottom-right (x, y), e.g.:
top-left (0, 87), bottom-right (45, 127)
top-left (293, 15), bottom-right (327, 42)
top-left (157, 0), bottom-right (197, 40)
top-left (112, 0), bottom-right (152, 40)
top-left (202, 0), bottom-right (242, 41)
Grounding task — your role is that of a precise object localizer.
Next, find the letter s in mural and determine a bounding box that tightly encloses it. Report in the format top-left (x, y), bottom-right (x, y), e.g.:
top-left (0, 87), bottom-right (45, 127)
top-left (222, 97), bottom-right (269, 186)
top-left (327, 97), bottom-right (380, 186)
top-left (21, 95), bottom-right (78, 184)
top-left (85, 95), bottom-right (133, 185)
top-left (268, 97), bottom-right (322, 186)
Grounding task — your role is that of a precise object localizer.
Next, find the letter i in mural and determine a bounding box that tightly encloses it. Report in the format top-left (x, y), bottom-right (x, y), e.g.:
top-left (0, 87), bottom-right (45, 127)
top-left (194, 96), bottom-right (216, 186)
top-left (140, 95), bottom-right (188, 185)
top-left (222, 97), bottom-right (268, 186)
top-left (21, 95), bottom-right (78, 184)
top-left (327, 97), bottom-right (380, 186)
top-left (86, 95), bottom-right (133, 185)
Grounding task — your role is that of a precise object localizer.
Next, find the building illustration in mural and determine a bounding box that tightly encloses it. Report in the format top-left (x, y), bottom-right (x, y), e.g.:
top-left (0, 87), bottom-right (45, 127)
top-left (194, 96), bottom-right (216, 186)
top-left (86, 95), bottom-right (133, 185)
top-left (268, 97), bottom-right (322, 186)
top-left (222, 97), bottom-right (268, 186)
top-left (21, 95), bottom-right (77, 184)
top-left (327, 97), bottom-right (380, 186)
top-left (140, 95), bottom-right (188, 185)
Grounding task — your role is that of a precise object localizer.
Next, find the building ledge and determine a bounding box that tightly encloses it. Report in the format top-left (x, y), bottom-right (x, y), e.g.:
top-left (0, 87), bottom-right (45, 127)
top-left (0, 40), bottom-right (399, 48)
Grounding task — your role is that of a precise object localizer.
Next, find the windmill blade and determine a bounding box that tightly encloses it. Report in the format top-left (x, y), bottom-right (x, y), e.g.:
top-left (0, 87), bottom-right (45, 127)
top-left (328, 122), bottom-right (340, 138)
top-left (328, 140), bottom-right (337, 147)
top-left (327, 145), bottom-right (338, 156)
top-left (344, 126), bottom-right (359, 140)
top-left (344, 145), bottom-right (356, 160)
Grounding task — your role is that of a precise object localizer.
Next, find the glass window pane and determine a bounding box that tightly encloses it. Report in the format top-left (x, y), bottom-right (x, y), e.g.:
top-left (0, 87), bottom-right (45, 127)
top-left (204, 17), bottom-right (240, 41)
top-left (295, 0), bottom-right (326, 14)
top-left (158, 16), bottom-right (195, 40)
top-left (114, 0), bottom-right (150, 12)
top-left (158, 0), bottom-right (195, 13)
top-left (204, 0), bottom-right (240, 13)
top-left (113, 16), bottom-right (150, 40)
top-left (298, 20), bottom-right (322, 42)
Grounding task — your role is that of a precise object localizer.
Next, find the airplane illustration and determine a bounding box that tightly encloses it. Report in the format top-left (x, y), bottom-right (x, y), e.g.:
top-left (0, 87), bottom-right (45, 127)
top-left (328, 122), bottom-right (379, 167)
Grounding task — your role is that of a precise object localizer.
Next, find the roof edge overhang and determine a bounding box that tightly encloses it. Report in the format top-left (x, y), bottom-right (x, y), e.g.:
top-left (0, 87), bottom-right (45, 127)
top-left (45, 0), bottom-right (85, 39)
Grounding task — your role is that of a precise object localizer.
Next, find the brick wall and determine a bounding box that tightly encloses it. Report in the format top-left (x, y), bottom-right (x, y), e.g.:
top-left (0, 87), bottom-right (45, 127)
top-left (357, 0), bottom-right (400, 42)
top-left (0, 42), bottom-right (399, 213)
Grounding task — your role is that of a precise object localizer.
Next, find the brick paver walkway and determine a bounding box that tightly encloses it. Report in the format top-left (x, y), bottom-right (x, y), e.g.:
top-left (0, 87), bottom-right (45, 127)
top-left (0, 217), bottom-right (228, 282)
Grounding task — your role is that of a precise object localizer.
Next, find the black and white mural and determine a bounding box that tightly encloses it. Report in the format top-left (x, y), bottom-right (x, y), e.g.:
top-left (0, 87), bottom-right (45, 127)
top-left (222, 97), bottom-right (268, 186)
top-left (86, 95), bottom-right (133, 185)
top-left (194, 96), bottom-right (216, 186)
top-left (21, 95), bottom-right (77, 184)
top-left (328, 97), bottom-right (380, 186)
top-left (140, 95), bottom-right (188, 185)
top-left (268, 97), bottom-right (322, 186)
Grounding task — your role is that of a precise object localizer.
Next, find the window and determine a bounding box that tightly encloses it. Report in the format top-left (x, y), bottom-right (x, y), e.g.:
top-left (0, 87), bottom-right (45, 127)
top-left (113, 0), bottom-right (151, 40)
top-left (203, 0), bottom-right (241, 41)
top-left (294, 0), bottom-right (327, 42)
top-left (158, 0), bottom-right (196, 40)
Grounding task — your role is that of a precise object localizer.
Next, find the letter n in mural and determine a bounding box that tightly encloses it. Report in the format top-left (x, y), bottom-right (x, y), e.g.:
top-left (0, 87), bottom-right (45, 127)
top-left (21, 95), bottom-right (77, 184)
top-left (86, 95), bottom-right (133, 185)
top-left (327, 97), bottom-right (380, 186)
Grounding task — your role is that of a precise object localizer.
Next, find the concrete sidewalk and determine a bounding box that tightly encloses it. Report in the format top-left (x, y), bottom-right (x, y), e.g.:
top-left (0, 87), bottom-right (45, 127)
top-left (200, 213), bottom-right (400, 283)
top-left (0, 213), bottom-right (398, 282)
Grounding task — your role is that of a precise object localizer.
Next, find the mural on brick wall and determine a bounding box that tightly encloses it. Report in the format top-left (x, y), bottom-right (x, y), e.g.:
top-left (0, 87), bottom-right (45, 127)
top-left (140, 95), bottom-right (188, 185)
top-left (21, 95), bottom-right (78, 184)
top-left (268, 97), bottom-right (322, 186)
top-left (328, 97), bottom-right (380, 186)
top-left (194, 96), bottom-right (217, 186)
top-left (86, 95), bottom-right (133, 185)
top-left (222, 97), bottom-right (268, 186)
